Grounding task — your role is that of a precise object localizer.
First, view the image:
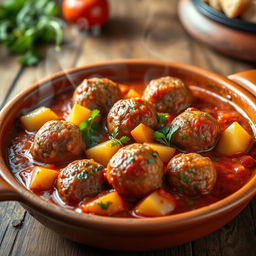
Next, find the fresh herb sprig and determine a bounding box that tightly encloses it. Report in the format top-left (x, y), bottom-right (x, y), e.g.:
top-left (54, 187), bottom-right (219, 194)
top-left (79, 109), bottom-right (101, 148)
top-left (154, 125), bottom-right (179, 146)
top-left (111, 128), bottom-right (130, 147)
top-left (157, 113), bottom-right (168, 125)
top-left (0, 0), bottom-right (63, 66)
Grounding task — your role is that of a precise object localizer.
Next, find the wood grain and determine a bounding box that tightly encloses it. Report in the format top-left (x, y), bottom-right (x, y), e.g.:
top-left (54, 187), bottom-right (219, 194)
top-left (0, 0), bottom-right (255, 255)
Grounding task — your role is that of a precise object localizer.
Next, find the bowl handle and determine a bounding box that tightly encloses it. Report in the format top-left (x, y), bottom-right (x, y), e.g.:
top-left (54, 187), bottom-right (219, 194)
top-left (0, 175), bottom-right (20, 201)
top-left (228, 70), bottom-right (256, 95)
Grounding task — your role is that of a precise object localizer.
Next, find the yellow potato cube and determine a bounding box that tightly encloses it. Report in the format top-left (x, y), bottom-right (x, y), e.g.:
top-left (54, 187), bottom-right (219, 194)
top-left (125, 89), bottom-right (140, 99)
top-left (20, 106), bottom-right (59, 132)
top-left (134, 189), bottom-right (176, 217)
top-left (217, 122), bottom-right (252, 155)
top-left (30, 166), bottom-right (59, 192)
top-left (82, 191), bottom-right (126, 216)
top-left (144, 143), bottom-right (175, 163)
top-left (67, 104), bottom-right (91, 125)
top-left (86, 140), bottom-right (121, 167)
top-left (131, 123), bottom-right (154, 143)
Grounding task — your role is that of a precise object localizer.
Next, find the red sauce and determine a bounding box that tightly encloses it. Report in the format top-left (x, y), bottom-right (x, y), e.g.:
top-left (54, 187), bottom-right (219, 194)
top-left (8, 83), bottom-right (256, 217)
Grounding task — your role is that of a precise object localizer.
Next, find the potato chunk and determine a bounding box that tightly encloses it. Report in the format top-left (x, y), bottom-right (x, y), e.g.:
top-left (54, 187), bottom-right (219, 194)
top-left (20, 107), bottom-right (59, 132)
top-left (144, 143), bottom-right (175, 163)
top-left (131, 123), bottom-right (154, 143)
top-left (30, 166), bottom-right (58, 191)
top-left (86, 140), bottom-right (121, 167)
top-left (81, 191), bottom-right (126, 216)
top-left (125, 89), bottom-right (140, 99)
top-left (67, 104), bottom-right (91, 125)
top-left (134, 189), bottom-right (176, 217)
top-left (217, 122), bottom-right (252, 155)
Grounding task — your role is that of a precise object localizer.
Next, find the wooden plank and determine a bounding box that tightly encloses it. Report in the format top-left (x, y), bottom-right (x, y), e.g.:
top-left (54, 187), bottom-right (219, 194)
top-left (0, 48), bottom-right (23, 108)
top-left (76, 0), bottom-right (192, 66)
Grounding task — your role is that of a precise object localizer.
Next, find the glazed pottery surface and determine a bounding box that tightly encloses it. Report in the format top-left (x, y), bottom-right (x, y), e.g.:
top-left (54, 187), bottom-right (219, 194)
top-left (0, 60), bottom-right (255, 250)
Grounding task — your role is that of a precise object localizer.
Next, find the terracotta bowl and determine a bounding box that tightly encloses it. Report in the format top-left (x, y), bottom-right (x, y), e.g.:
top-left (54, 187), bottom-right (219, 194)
top-left (178, 0), bottom-right (256, 62)
top-left (0, 60), bottom-right (256, 251)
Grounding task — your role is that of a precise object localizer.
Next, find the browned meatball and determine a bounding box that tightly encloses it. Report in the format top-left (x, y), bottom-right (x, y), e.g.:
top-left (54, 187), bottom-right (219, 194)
top-left (171, 108), bottom-right (220, 152)
top-left (57, 159), bottom-right (105, 203)
top-left (167, 153), bottom-right (217, 196)
top-left (73, 78), bottom-right (121, 113)
top-left (31, 120), bottom-right (85, 163)
top-left (107, 98), bottom-right (157, 137)
top-left (143, 76), bottom-right (192, 114)
top-left (106, 143), bottom-right (164, 201)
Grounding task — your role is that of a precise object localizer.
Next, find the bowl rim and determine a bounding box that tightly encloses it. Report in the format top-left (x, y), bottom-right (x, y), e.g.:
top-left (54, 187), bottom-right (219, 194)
top-left (0, 59), bottom-right (255, 232)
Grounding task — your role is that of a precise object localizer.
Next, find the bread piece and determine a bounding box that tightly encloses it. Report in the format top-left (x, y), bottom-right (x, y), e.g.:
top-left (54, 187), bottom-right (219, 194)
top-left (220, 0), bottom-right (250, 18)
top-left (209, 0), bottom-right (222, 11)
top-left (241, 1), bottom-right (256, 23)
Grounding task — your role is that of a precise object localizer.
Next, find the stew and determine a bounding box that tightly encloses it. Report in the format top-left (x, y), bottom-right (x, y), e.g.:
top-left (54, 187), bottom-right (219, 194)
top-left (8, 76), bottom-right (256, 218)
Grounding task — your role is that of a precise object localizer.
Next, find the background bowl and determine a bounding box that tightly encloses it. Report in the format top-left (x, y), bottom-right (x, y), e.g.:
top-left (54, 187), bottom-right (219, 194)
top-left (0, 60), bottom-right (255, 250)
top-left (178, 0), bottom-right (256, 62)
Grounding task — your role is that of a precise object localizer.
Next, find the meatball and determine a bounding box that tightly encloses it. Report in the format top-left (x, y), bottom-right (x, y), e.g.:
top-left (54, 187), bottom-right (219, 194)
top-left (167, 153), bottom-right (217, 196)
top-left (143, 76), bottom-right (192, 114)
top-left (73, 78), bottom-right (121, 113)
top-left (106, 143), bottom-right (164, 201)
top-left (107, 98), bottom-right (157, 137)
top-left (31, 120), bottom-right (85, 163)
top-left (57, 159), bottom-right (105, 203)
top-left (171, 109), bottom-right (220, 152)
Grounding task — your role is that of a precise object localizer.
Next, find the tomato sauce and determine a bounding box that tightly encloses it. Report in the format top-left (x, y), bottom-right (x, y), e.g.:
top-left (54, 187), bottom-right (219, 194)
top-left (8, 83), bottom-right (256, 217)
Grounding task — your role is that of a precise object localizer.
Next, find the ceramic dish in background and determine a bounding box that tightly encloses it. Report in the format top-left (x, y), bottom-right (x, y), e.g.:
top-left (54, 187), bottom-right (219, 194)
top-left (178, 0), bottom-right (256, 62)
top-left (0, 60), bottom-right (255, 251)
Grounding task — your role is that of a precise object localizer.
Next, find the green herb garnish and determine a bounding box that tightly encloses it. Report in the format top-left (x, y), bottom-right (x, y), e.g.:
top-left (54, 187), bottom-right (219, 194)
top-left (97, 201), bottom-right (112, 210)
top-left (0, 0), bottom-right (63, 66)
top-left (188, 168), bottom-right (197, 173)
top-left (92, 166), bottom-right (104, 174)
top-left (153, 125), bottom-right (179, 146)
top-left (79, 109), bottom-right (101, 148)
top-left (179, 173), bottom-right (190, 184)
top-left (157, 113), bottom-right (168, 125)
top-left (76, 171), bottom-right (88, 179)
top-left (111, 128), bottom-right (130, 147)
top-left (147, 158), bottom-right (156, 164)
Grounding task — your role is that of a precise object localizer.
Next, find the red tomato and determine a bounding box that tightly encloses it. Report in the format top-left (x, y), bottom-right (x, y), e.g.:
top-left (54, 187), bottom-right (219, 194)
top-left (62, 0), bottom-right (109, 28)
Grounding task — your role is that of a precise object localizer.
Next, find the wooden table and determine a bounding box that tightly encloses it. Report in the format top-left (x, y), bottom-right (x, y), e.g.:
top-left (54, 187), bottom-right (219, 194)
top-left (0, 1), bottom-right (255, 255)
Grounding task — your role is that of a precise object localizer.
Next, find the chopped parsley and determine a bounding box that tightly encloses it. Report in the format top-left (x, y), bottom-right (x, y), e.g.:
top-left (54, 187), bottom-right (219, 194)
top-left (92, 166), bottom-right (104, 174)
top-left (97, 201), bottom-right (112, 210)
top-left (79, 109), bottom-right (101, 148)
top-left (76, 171), bottom-right (88, 179)
top-left (188, 168), bottom-right (197, 173)
top-left (179, 173), bottom-right (190, 184)
top-left (111, 128), bottom-right (130, 147)
top-left (154, 125), bottom-right (179, 146)
top-left (157, 113), bottom-right (168, 125)
top-left (147, 158), bottom-right (156, 164)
